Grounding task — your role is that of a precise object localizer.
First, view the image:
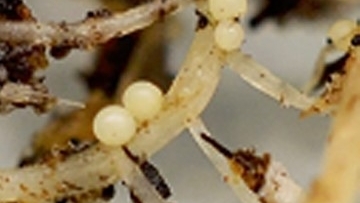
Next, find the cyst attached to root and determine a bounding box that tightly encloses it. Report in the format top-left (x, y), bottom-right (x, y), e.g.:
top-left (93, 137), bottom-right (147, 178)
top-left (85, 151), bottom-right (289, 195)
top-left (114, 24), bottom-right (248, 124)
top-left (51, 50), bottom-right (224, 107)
top-left (327, 19), bottom-right (357, 51)
top-left (93, 105), bottom-right (136, 146)
top-left (122, 81), bottom-right (164, 121)
top-left (214, 20), bottom-right (244, 52)
top-left (209, 0), bottom-right (247, 21)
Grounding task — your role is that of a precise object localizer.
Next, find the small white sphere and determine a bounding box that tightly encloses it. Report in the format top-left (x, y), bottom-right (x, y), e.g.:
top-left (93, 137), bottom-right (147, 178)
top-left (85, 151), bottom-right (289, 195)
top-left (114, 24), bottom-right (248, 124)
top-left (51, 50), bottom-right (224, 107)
top-left (327, 19), bottom-right (357, 51)
top-left (214, 20), bottom-right (244, 52)
top-left (93, 105), bottom-right (136, 146)
top-left (209, 0), bottom-right (247, 21)
top-left (122, 81), bottom-right (164, 121)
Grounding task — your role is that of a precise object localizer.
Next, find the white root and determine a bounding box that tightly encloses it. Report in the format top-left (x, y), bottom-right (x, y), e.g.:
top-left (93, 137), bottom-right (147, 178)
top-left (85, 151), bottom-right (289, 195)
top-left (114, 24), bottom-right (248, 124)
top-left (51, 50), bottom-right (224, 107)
top-left (0, 145), bottom-right (169, 203)
top-left (187, 119), bottom-right (261, 203)
top-left (0, 145), bottom-right (123, 203)
top-left (188, 119), bottom-right (303, 203)
top-left (0, 25), bottom-right (223, 202)
top-left (0, 0), bottom-right (191, 47)
top-left (127, 25), bottom-right (224, 156)
top-left (227, 52), bottom-right (314, 110)
top-left (303, 53), bottom-right (360, 203)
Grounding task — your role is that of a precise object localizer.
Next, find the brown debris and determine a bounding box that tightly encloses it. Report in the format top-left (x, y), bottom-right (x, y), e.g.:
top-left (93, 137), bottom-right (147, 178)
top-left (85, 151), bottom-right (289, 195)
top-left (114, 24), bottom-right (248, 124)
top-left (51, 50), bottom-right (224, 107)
top-left (301, 53), bottom-right (353, 117)
top-left (54, 185), bottom-right (115, 203)
top-left (49, 45), bottom-right (72, 60)
top-left (0, 0), bottom-right (35, 21)
top-left (86, 8), bottom-right (113, 20)
top-left (0, 0), bottom-right (55, 113)
top-left (195, 10), bottom-right (209, 31)
top-left (230, 148), bottom-right (271, 193)
top-left (101, 184), bottom-right (116, 201)
top-left (301, 73), bottom-right (344, 117)
top-left (200, 133), bottom-right (271, 193)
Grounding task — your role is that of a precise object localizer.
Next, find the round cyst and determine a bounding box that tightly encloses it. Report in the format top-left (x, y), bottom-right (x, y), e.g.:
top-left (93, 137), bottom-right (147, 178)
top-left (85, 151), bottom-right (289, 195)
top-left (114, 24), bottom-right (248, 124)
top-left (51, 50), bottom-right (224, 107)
top-left (209, 0), bottom-right (247, 21)
top-left (327, 19), bottom-right (356, 51)
top-left (214, 20), bottom-right (244, 52)
top-left (93, 105), bottom-right (136, 146)
top-left (122, 81), bottom-right (164, 121)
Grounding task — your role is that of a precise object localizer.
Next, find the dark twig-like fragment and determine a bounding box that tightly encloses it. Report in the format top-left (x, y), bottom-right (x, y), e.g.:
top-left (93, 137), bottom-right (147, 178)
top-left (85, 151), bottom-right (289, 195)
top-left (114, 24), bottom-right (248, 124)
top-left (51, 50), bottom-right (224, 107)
top-left (123, 147), bottom-right (172, 199)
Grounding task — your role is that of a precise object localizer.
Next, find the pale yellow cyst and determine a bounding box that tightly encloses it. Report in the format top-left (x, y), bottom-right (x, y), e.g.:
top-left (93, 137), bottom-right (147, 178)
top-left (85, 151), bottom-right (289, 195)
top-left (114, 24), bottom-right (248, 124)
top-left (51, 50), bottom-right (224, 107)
top-left (209, 0), bottom-right (247, 21)
top-left (93, 105), bottom-right (136, 146)
top-left (122, 81), bottom-right (164, 121)
top-left (327, 19), bottom-right (357, 51)
top-left (214, 20), bottom-right (244, 52)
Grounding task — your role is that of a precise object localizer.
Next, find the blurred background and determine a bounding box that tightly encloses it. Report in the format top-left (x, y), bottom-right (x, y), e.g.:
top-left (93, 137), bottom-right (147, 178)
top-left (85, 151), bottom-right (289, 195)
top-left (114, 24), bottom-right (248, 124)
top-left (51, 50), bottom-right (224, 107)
top-left (0, 0), bottom-right (358, 202)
